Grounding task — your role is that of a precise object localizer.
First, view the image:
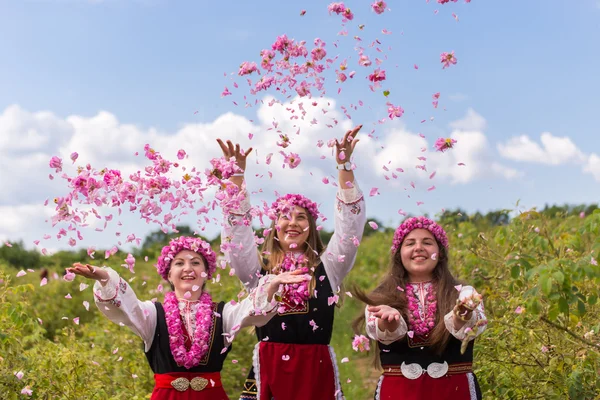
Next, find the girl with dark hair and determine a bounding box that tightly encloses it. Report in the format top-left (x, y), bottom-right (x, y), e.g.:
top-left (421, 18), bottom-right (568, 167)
top-left (67, 236), bottom-right (309, 400)
top-left (216, 126), bottom-right (366, 400)
top-left (353, 217), bottom-right (487, 400)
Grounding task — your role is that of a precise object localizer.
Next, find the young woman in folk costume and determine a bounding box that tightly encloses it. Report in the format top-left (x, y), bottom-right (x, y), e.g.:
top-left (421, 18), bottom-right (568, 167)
top-left (216, 125), bottom-right (367, 400)
top-left (354, 217), bottom-right (487, 400)
top-left (67, 236), bottom-right (310, 400)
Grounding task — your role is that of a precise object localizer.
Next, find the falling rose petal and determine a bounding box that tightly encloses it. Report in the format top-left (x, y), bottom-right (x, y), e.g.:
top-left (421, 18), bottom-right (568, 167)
top-left (427, 186), bottom-right (436, 191)
top-left (396, 286), bottom-right (404, 292)
top-left (300, 9), bottom-right (306, 16)
top-left (514, 306), bottom-right (524, 314)
top-left (431, 253), bottom-right (437, 261)
top-left (183, 291), bottom-right (192, 299)
top-left (429, 171), bottom-right (436, 179)
top-left (339, 151), bottom-right (346, 160)
top-left (65, 293), bottom-right (72, 299)
top-left (70, 152), bottom-right (79, 163)
top-left (458, 162), bottom-right (466, 166)
top-left (200, 272), bottom-right (208, 278)
top-left (341, 357), bottom-right (349, 363)
top-left (192, 285), bottom-right (200, 292)
top-left (369, 187), bottom-right (380, 197)
top-left (64, 272), bottom-right (75, 282)
top-left (345, 291), bottom-right (353, 297)
top-left (220, 347), bottom-right (228, 354)
top-left (83, 301), bottom-right (90, 311)
top-left (37, 318), bottom-right (43, 324)
top-left (40, 278), bottom-right (48, 286)
top-left (282, 355), bottom-right (290, 361)
top-left (21, 386), bottom-right (33, 396)
top-left (16, 270), bottom-right (26, 277)
top-left (79, 282), bottom-right (89, 291)
top-left (454, 285), bottom-right (463, 292)
top-left (73, 317), bottom-right (80, 325)
top-left (281, 322), bottom-right (287, 330)
top-left (177, 149), bottom-right (186, 160)
top-left (407, 331), bottom-right (414, 338)
top-left (368, 221), bottom-right (378, 230)
top-left (15, 371), bottom-right (24, 380)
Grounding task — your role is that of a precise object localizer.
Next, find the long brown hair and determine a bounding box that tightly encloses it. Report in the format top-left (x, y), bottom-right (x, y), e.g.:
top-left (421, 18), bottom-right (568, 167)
top-left (352, 238), bottom-right (461, 365)
top-left (259, 209), bottom-right (325, 295)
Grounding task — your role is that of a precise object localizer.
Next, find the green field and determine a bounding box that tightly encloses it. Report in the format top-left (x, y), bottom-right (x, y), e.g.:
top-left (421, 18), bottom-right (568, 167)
top-left (1, 208), bottom-right (599, 399)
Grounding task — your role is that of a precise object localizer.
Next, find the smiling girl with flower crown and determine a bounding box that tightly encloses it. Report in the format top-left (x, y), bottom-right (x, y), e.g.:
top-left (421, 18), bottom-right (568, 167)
top-left (354, 217), bottom-right (487, 400)
top-left (67, 236), bottom-right (309, 400)
top-left (216, 125), bottom-right (366, 400)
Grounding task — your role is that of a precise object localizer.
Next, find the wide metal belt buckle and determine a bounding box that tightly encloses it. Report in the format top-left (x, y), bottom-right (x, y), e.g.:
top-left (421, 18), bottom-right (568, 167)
top-left (171, 377), bottom-right (209, 391)
top-left (400, 361), bottom-right (449, 379)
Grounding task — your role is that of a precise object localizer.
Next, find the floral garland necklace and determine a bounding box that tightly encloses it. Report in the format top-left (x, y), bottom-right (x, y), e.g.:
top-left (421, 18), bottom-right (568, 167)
top-left (406, 282), bottom-right (437, 337)
top-left (163, 291), bottom-right (213, 369)
top-left (277, 252), bottom-right (310, 310)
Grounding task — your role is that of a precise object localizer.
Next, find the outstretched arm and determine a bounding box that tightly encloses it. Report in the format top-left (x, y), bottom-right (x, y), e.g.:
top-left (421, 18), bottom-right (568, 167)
top-left (67, 263), bottom-right (157, 351)
top-left (322, 125), bottom-right (367, 292)
top-left (365, 304), bottom-right (408, 345)
top-left (216, 139), bottom-right (263, 289)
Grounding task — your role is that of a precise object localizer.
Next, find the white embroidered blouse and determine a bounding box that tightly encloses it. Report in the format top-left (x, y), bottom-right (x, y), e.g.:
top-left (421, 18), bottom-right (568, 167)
top-left (365, 284), bottom-right (487, 345)
top-left (93, 267), bottom-right (281, 352)
top-left (221, 181), bottom-right (366, 294)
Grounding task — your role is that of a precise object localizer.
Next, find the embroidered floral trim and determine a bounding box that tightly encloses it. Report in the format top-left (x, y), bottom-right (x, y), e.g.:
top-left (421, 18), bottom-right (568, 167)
top-left (163, 291), bottom-right (214, 369)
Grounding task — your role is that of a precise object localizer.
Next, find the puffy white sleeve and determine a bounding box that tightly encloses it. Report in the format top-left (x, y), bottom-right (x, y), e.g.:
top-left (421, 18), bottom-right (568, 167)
top-left (444, 285), bottom-right (487, 341)
top-left (220, 190), bottom-right (263, 290)
top-left (365, 305), bottom-right (408, 345)
top-left (321, 181), bottom-right (366, 293)
top-left (93, 267), bottom-right (157, 352)
top-left (221, 274), bottom-right (281, 343)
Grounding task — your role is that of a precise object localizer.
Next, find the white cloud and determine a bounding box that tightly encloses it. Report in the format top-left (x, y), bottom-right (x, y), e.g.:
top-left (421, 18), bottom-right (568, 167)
top-left (583, 153), bottom-right (600, 181)
top-left (497, 132), bottom-right (586, 165)
top-left (0, 104), bottom-right (521, 251)
top-left (368, 110), bottom-right (520, 186)
top-left (449, 108), bottom-right (486, 132)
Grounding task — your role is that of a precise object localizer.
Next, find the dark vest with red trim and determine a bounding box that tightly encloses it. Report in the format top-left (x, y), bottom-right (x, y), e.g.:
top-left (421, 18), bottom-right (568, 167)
top-left (379, 333), bottom-right (474, 367)
top-left (145, 301), bottom-right (231, 374)
top-left (255, 262), bottom-right (336, 344)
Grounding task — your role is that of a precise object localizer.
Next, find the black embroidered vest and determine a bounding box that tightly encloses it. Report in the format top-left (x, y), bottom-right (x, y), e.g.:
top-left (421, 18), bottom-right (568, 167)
top-left (145, 301), bottom-right (231, 374)
top-left (255, 262), bottom-right (336, 345)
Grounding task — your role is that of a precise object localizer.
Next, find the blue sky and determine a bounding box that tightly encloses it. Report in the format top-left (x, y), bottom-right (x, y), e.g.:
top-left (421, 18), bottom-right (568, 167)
top-left (1, 0), bottom-right (599, 251)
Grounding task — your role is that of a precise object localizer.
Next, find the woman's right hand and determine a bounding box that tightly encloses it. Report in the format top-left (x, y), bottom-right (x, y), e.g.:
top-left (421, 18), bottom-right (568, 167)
top-left (66, 263), bottom-right (109, 282)
top-left (368, 304), bottom-right (400, 322)
top-left (266, 270), bottom-right (311, 302)
top-left (216, 139), bottom-right (253, 173)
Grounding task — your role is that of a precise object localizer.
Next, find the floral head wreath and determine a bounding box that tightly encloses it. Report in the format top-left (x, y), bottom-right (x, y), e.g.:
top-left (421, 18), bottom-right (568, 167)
top-left (156, 236), bottom-right (217, 281)
top-left (391, 216), bottom-right (449, 253)
top-left (270, 193), bottom-right (320, 221)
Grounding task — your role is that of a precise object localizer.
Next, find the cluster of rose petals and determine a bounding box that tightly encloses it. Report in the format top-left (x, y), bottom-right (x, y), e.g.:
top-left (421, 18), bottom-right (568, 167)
top-left (391, 216), bottom-right (449, 253)
top-left (156, 236), bottom-right (217, 281)
top-left (270, 193), bottom-right (320, 221)
top-left (352, 334), bottom-right (370, 352)
top-left (278, 253), bottom-right (310, 310)
top-left (328, 2), bottom-right (354, 21)
top-left (440, 51), bottom-right (457, 69)
top-left (387, 103), bottom-right (404, 119)
top-left (371, 1), bottom-right (387, 14)
top-left (434, 137), bottom-right (457, 152)
top-left (164, 291), bottom-right (213, 369)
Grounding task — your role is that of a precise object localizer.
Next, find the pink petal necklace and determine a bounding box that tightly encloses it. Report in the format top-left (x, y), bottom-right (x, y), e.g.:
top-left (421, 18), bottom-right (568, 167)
top-left (163, 291), bottom-right (213, 369)
top-left (406, 282), bottom-right (437, 337)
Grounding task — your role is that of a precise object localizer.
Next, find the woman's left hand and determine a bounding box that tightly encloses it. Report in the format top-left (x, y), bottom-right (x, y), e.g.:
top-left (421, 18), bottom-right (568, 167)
top-left (335, 125), bottom-right (362, 164)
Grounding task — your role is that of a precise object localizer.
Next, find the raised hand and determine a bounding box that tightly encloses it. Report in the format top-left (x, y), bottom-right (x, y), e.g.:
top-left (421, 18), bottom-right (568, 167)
top-left (216, 139), bottom-right (253, 172)
top-left (66, 262), bottom-right (109, 282)
top-left (335, 124), bottom-right (362, 165)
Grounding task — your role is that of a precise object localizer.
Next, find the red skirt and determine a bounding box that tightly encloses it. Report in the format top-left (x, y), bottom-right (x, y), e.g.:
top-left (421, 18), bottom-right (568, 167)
top-left (151, 372), bottom-right (228, 400)
top-left (377, 365), bottom-right (479, 400)
top-left (257, 342), bottom-right (343, 400)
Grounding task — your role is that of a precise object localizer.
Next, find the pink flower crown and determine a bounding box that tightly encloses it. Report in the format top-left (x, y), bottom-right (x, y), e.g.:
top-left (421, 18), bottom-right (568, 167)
top-left (156, 236), bottom-right (217, 281)
top-left (391, 216), bottom-right (449, 253)
top-left (270, 193), bottom-right (320, 221)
